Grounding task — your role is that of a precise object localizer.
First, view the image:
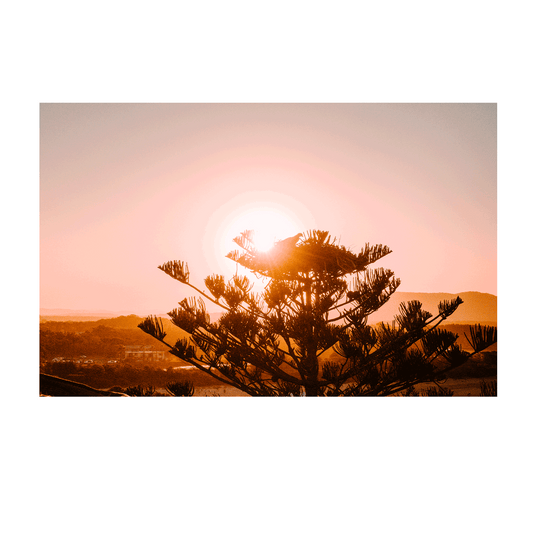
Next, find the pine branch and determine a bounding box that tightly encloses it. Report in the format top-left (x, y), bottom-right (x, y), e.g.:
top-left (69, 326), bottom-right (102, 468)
top-left (438, 297), bottom-right (463, 319)
top-left (464, 324), bottom-right (497, 352)
top-left (138, 315), bottom-right (168, 342)
top-left (158, 260), bottom-right (189, 283)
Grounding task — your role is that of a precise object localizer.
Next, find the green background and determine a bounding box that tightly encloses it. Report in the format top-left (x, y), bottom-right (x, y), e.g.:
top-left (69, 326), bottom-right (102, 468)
top-left (0, 0), bottom-right (532, 532)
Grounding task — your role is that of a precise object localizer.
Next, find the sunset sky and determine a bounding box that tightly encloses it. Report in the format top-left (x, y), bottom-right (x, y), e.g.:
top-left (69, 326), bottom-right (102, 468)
top-left (40, 103), bottom-right (496, 314)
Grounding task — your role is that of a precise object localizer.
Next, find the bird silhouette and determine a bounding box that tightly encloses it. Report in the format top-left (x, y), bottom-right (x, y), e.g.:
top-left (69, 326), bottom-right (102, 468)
top-left (275, 233), bottom-right (303, 250)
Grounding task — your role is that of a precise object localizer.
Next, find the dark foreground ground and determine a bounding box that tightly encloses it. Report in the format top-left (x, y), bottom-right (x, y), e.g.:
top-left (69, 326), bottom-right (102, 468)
top-left (40, 373), bottom-right (128, 396)
top-left (40, 373), bottom-right (496, 397)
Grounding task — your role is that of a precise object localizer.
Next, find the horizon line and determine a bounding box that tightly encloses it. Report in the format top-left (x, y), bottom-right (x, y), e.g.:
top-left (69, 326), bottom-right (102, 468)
top-left (40, 290), bottom-right (497, 316)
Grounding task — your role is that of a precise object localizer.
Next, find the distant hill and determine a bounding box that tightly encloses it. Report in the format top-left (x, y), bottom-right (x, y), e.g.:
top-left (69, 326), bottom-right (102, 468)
top-left (367, 291), bottom-right (496, 325)
top-left (40, 291), bottom-right (496, 330)
top-left (207, 292), bottom-right (496, 325)
top-left (40, 314), bottom-right (174, 332)
top-left (40, 310), bottom-right (169, 323)
top-left (40, 314), bottom-right (122, 322)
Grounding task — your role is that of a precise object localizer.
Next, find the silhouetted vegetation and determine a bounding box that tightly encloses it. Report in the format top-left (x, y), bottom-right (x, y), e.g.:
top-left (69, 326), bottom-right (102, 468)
top-left (442, 351), bottom-right (497, 378)
top-left (166, 380), bottom-right (195, 396)
top-left (139, 230), bottom-right (497, 396)
top-left (124, 384), bottom-right (157, 396)
top-left (40, 314), bottom-right (174, 333)
top-left (480, 379), bottom-right (497, 396)
top-left (40, 326), bottom-right (146, 360)
top-left (402, 385), bottom-right (455, 396)
top-left (39, 357), bottom-right (221, 392)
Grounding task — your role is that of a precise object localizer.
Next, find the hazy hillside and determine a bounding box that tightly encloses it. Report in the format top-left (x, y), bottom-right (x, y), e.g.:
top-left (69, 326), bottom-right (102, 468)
top-left (40, 291), bottom-right (496, 328)
top-left (40, 314), bottom-right (175, 332)
top-left (39, 314), bottom-right (187, 349)
top-left (367, 291), bottom-right (496, 325)
top-left (187, 292), bottom-right (496, 325)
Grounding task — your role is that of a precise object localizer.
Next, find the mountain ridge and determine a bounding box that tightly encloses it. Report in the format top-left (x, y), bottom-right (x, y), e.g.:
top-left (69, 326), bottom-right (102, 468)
top-left (40, 291), bottom-right (496, 325)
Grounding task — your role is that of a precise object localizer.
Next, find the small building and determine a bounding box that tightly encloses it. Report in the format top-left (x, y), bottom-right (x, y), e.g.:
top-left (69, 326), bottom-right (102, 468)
top-left (124, 345), bottom-right (168, 362)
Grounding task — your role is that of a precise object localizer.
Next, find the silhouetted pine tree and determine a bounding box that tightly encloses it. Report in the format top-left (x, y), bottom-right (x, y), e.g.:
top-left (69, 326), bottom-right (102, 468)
top-left (139, 230), bottom-right (496, 396)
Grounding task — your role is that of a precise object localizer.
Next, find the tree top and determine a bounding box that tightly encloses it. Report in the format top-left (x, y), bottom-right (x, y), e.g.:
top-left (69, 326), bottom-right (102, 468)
top-left (226, 229), bottom-right (392, 281)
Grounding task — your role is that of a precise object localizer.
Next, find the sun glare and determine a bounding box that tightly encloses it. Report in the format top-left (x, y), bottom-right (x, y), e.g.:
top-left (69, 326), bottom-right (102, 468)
top-left (224, 207), bottom-right (301, 253)
top-left (252, 229), bottom-right (276, 252)
top-left (203, 191), bottom-right (316, 279)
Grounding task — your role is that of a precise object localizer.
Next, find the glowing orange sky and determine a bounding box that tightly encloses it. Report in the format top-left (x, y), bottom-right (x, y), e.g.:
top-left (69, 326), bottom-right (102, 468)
top-left (40, 103), bottom-right (496, 313)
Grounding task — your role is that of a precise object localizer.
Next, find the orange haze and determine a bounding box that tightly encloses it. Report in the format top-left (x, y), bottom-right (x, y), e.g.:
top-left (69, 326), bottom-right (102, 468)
top-left (40, 103), bottom-right (496, 314)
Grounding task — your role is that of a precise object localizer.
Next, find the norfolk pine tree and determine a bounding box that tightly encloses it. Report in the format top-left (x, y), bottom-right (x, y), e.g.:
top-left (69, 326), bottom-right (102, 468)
top-left (139, 230), bottom-right (496, 396)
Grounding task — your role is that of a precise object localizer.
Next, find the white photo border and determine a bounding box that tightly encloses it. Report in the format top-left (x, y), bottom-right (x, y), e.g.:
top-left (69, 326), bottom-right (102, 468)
top-left (17, 83), bottom-right (516, 416)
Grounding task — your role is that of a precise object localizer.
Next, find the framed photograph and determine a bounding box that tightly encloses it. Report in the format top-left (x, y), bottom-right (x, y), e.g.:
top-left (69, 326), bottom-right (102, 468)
top-left (18, 84), bottom-right (516, 416)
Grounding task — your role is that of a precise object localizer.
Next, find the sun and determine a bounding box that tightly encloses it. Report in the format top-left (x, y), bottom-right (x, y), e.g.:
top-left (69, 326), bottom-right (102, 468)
top-left (202, 191), bottom-right (315, 279)
top-left (223, 205), bottom-right (303, 253)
